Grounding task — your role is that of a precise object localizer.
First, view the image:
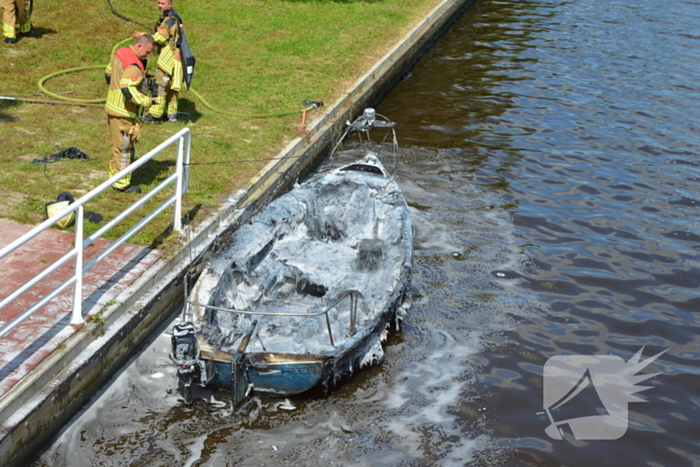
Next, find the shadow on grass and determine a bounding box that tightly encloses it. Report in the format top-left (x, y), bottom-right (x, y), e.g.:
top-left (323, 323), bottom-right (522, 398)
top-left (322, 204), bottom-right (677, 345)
top-left (176, 98), bottom-right (203, 124)
top-left (131, 157), bottom-right (176, 187)
top-left (0, 100), bottom-right (19, 122)
top-left (20, 26), bottom-right (58, 41)
top-left (148, 202), bottom-right (203, 250)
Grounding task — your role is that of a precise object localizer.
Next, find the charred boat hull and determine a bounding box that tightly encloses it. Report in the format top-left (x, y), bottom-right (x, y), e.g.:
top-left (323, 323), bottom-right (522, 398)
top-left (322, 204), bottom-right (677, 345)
top-left (171, 110), bottom-right (413, 407)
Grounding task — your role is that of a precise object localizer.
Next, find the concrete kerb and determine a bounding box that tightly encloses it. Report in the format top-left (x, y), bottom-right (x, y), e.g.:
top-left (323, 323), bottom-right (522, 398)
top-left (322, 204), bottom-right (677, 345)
top-left (0, 0), bottom-right (474, 465)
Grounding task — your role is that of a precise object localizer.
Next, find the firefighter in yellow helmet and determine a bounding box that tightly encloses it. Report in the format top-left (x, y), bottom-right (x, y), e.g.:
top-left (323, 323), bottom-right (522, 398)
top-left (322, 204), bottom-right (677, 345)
top-left (104, 34), bottom-right (156, 193)
top-left (1, 0), bottom-right (32, 45)
top-left (134, 0), bottom-right (183, 123)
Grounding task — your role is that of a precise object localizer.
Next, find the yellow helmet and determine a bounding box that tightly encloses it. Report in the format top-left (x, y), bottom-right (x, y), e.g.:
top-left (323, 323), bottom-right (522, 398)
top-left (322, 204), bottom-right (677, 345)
top-left (45, 192), bottom-right (76, 229)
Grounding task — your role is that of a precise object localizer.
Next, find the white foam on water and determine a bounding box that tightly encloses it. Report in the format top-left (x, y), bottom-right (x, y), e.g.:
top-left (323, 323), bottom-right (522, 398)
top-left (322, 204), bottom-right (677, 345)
top-left (182, 435), bottom-right (208, 467)
top-left (37, 331), bottom-right (183, 464)
top-left (34, 147), bottom-right (536, 467)
top-left (371, 326), bottom-right (484, 463)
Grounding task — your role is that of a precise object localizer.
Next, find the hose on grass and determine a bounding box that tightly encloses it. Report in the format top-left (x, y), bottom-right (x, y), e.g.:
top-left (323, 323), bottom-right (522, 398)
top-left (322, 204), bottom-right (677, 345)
top-left (187, 88), bottom-right (319, 119)
top-left (106, 0), bottom-right (151, 32)
top-left (37, 65), bottom-right (108, 104)
top-left (36, 39), bottom-right (319, 118)
top-left (36, 37), bottom-right (131, 104)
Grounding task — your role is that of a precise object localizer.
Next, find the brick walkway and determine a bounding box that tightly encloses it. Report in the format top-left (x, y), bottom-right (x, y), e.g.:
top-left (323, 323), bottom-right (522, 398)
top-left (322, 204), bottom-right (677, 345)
top-left (0, 220), bottom-right (162, 397)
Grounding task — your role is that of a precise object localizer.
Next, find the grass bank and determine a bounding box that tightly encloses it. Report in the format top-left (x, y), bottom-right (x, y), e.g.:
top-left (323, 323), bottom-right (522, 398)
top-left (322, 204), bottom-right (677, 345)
top-left (0, 0), bottom-right (441, 248)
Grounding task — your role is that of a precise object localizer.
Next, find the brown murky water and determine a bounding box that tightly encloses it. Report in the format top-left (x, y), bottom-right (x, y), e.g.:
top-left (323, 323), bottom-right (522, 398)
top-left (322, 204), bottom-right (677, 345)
top-left (35, 0), bottom-right (700, 465)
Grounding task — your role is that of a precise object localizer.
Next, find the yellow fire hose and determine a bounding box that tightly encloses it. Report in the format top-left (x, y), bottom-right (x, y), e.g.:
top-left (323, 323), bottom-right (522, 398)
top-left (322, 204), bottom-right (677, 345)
top-left (31, 38), bottom-right (320, 118)
top-left (37, 64), bottom-right (108, 104)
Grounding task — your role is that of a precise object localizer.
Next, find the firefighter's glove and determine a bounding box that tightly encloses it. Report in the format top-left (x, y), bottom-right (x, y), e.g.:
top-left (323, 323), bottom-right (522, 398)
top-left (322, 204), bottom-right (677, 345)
top-left (105, 73), bottom-right (111, 85)
top-left (128, 122), bottom-right (142, 142)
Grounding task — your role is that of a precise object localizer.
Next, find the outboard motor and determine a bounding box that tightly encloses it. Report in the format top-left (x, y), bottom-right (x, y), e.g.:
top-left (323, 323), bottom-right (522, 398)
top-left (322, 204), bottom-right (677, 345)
top-left (171, 322), bottom-right (201, 404)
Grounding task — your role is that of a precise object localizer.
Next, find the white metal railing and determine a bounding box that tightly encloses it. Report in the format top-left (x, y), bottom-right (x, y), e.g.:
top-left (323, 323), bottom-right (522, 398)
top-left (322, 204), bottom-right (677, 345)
top-left (186, 290), bottom-right (364, 348)
top-left (0, 127), bottom-right (191, 339)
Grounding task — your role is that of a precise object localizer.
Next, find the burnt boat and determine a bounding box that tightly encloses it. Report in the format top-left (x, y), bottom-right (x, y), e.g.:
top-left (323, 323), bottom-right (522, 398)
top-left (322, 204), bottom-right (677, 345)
top-left (171, 109), bottom-right (413, 406)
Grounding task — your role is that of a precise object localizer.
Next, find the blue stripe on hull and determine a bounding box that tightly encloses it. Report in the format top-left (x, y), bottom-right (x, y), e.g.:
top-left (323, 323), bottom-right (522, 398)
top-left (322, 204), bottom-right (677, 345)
top-left (248, 362), bottom-right (325, 395)
top-left (209, 359), bottom-right (325, 395)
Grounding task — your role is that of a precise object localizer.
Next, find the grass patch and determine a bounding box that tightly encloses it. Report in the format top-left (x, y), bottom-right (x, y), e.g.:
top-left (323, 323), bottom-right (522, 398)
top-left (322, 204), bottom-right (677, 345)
top-left (1, 0), bottom-right (440, 249)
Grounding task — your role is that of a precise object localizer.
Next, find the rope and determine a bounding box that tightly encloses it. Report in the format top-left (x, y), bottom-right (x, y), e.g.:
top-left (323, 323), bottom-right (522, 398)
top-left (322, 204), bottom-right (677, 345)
top-left (30, 147), bottom-right (92, 180)
top-left (188, 88), bottom-right (312, 119)
top-left (184, 154), bottom-right (307, 167)
top-left (30, 147), bottom-right (92, 165)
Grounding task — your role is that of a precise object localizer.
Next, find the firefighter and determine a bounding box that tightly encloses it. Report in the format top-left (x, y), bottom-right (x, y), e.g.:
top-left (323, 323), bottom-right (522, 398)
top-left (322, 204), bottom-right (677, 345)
top-left (104, 34), bottom-right (156, 193)
top-left (134, 0), bottom-right (183, 123)
top-left (2, 0), bottom-right (32, 44)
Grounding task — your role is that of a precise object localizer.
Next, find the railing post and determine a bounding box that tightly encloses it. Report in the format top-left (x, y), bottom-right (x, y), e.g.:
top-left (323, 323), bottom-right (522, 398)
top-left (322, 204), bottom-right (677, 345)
top-left (1, 128), bottom-right (191, 339)
top-left (325, 313), bottom-right (335, 348)
top-left (184, 130), bottom-right (190, 193)
top-left (348, 292), bottom-right (357, 336)
top-left (174, 135), bottom-right (184, 232)
top-left (71, 205), bottom-right (84, 325)
top-left (174, 129), bottom-right (191, 233)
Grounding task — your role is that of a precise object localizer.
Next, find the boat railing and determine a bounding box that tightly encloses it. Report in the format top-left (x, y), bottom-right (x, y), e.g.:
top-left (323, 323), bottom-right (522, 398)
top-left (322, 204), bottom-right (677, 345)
top-left (186, 289), bottom-right (364, 348)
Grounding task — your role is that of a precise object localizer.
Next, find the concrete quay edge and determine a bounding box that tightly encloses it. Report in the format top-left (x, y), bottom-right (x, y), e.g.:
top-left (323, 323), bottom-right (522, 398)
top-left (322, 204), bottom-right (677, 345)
top-left (0, 0), bottom-right (475, 465)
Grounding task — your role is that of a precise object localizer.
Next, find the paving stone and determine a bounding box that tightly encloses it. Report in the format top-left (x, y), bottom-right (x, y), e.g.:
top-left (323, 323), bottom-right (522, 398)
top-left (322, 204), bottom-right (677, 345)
top-left (0, 220), bottom-right (162, 397)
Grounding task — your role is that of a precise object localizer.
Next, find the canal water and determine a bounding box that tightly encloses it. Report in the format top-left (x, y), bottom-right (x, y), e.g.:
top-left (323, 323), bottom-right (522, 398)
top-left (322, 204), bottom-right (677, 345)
top-left (34, 0), bottom-right (700, 465)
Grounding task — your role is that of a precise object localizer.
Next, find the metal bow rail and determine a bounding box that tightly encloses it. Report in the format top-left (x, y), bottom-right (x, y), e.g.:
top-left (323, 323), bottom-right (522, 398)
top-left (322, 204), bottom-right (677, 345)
top-left (0, 128), bottom-right (192, 339)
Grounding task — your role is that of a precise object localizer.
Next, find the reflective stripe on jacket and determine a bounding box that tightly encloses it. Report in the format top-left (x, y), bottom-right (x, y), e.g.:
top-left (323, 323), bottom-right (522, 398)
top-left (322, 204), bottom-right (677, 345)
top-left (153, 11), bottom-right (180, 75)
top-left (104, 46), bottom-right (150, 118)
